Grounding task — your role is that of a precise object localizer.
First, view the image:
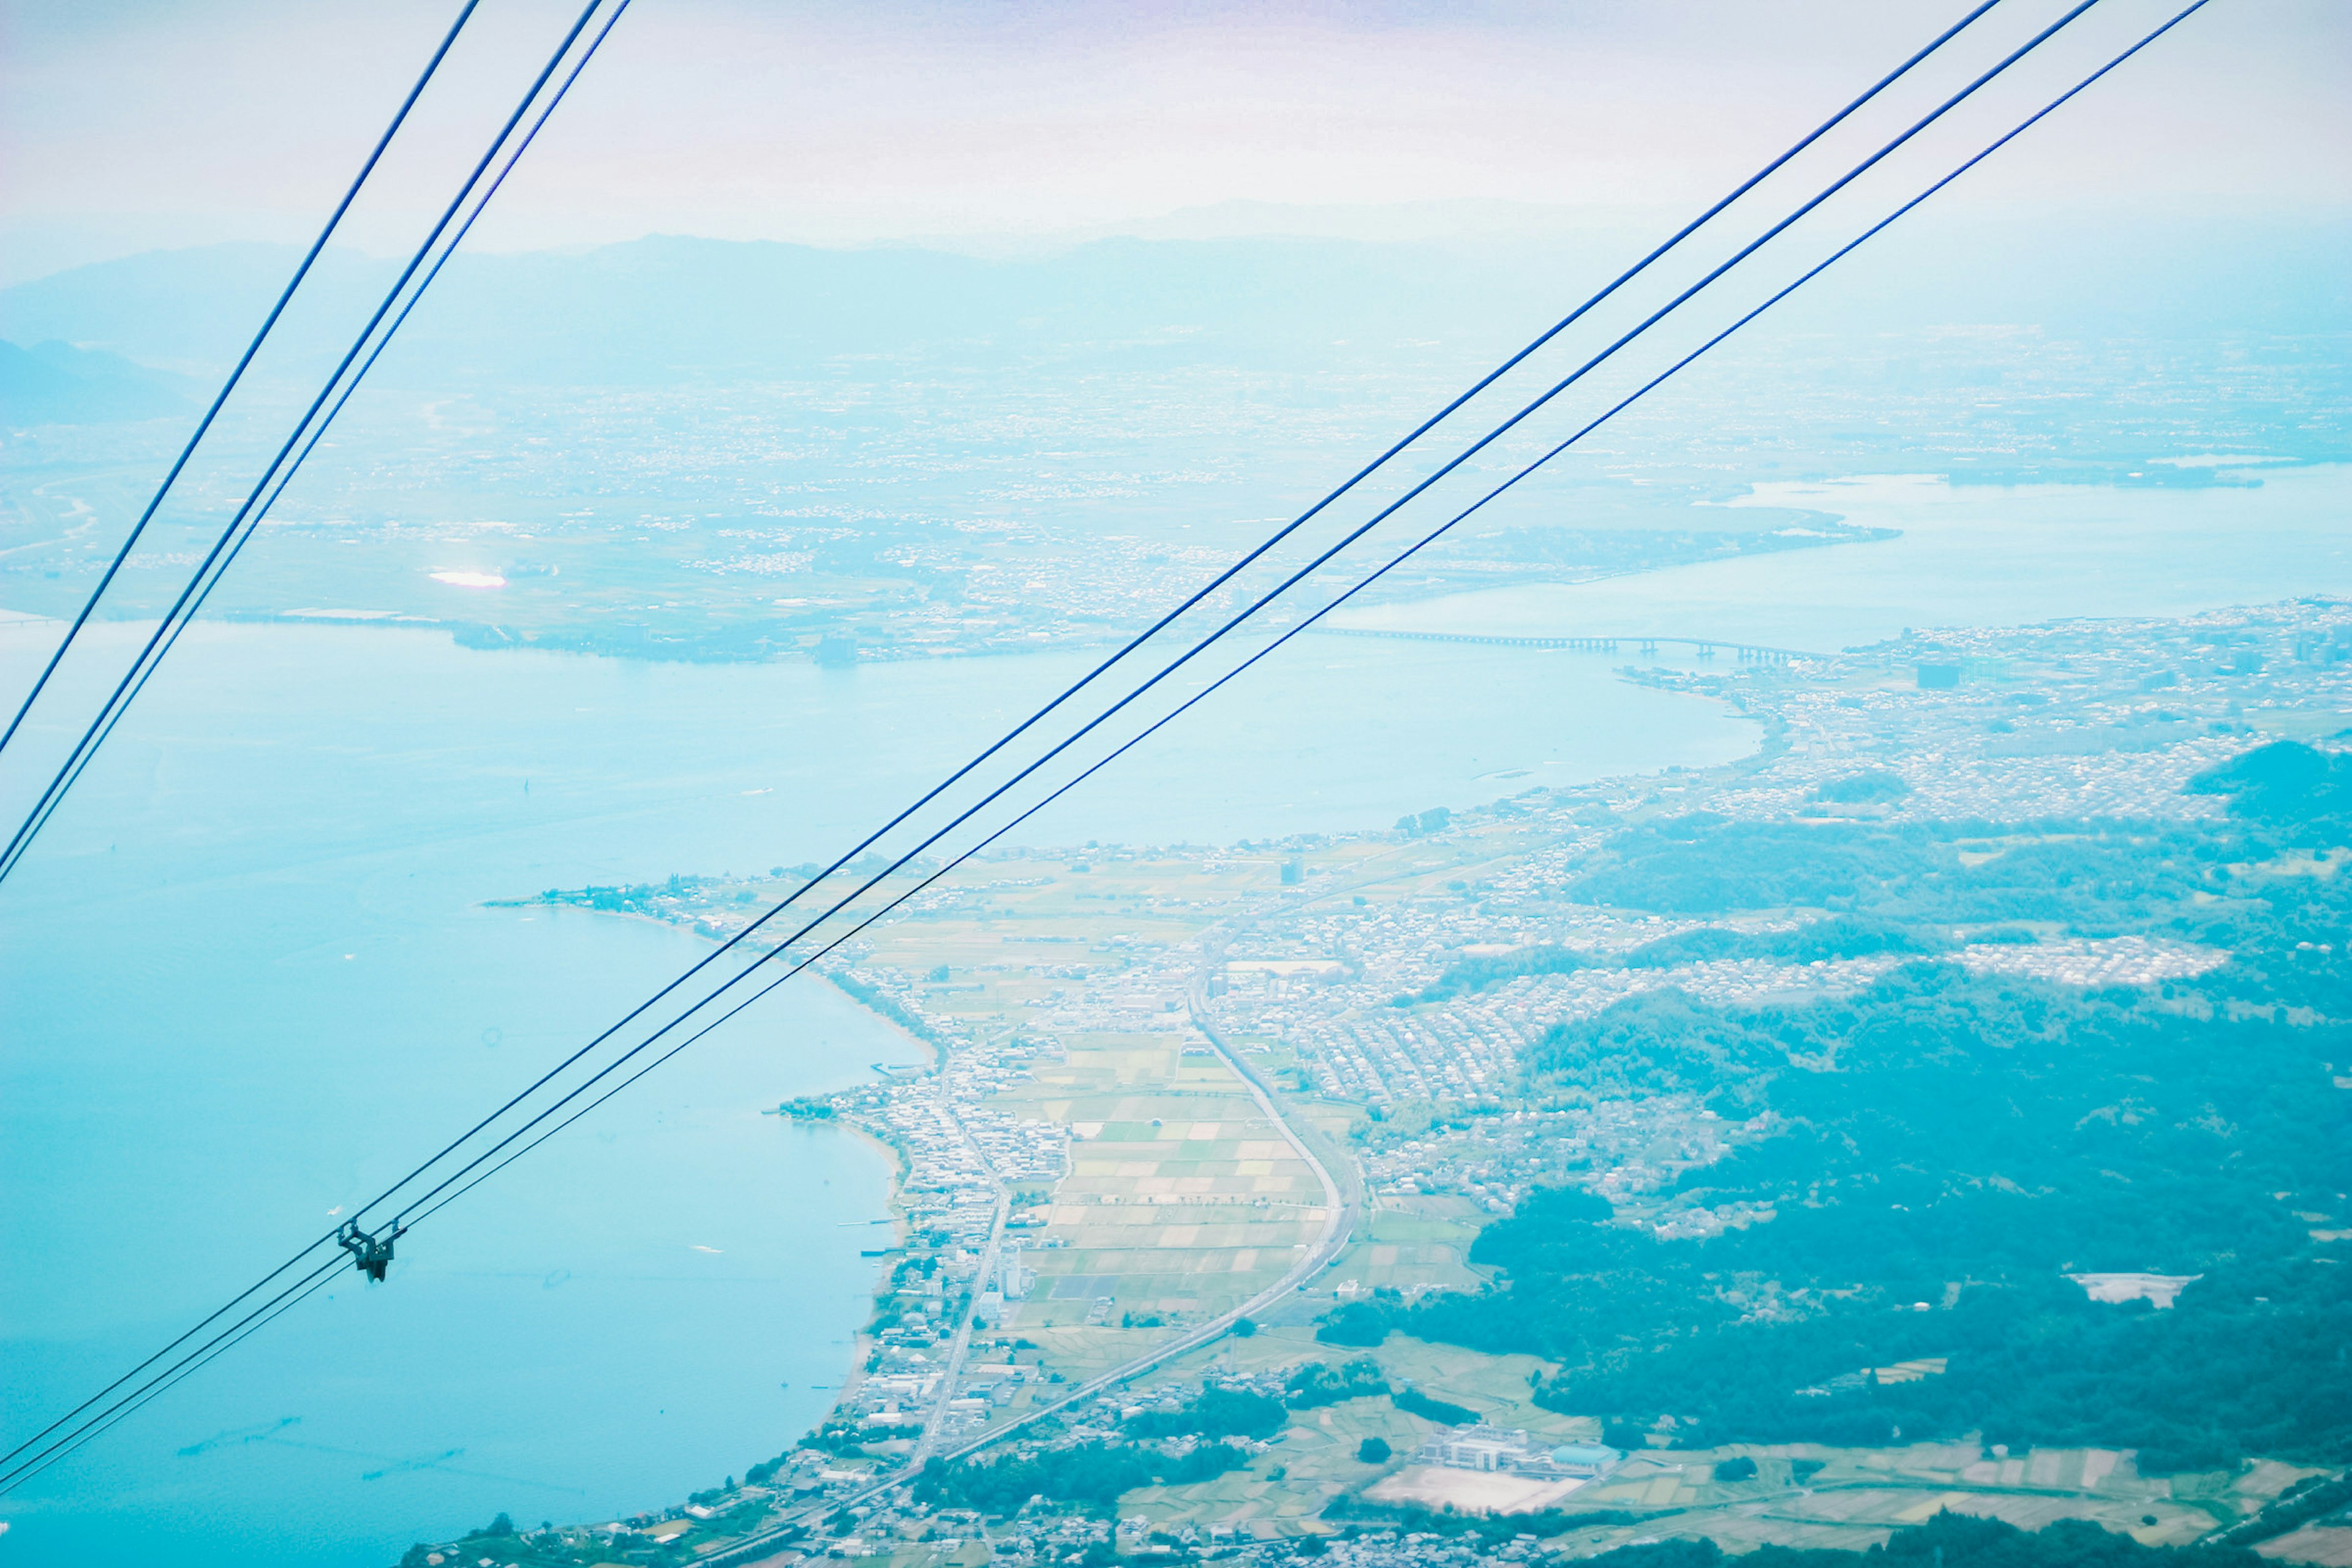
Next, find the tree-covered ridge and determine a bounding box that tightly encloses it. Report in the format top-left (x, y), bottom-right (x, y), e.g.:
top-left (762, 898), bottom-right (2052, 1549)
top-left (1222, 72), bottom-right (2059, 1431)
top-left (1404, 917), bottom-right (1944, 1006)
top-left (1332, 750), bottom-right (2352, 1473)
top-left (1123, 1385), bottom-right (1287, 1441)
top-left (1570, 1509), bottom-right (2269, 1566)
top-left (1562, 814), bottom-right (2232, 929)
top-left (2191, 739), bottom-right (2352, 835)
top-left (913, 1439), bottom-right (1255, 1515)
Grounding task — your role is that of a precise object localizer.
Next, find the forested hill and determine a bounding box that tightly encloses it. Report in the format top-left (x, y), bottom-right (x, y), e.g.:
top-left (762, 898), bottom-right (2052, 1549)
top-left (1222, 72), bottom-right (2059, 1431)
top-left (1336, 745), bottom-right (2352, 1473)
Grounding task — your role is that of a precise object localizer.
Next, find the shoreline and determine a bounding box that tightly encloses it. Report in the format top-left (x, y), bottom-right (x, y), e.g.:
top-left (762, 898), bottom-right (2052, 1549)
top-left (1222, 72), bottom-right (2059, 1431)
top-left (0, 509), bottom-right (1910, 670)
top-left (390, 593), bottom-right (2352, 1565)
top-left (491, 655), bottom-right (1780, 1489)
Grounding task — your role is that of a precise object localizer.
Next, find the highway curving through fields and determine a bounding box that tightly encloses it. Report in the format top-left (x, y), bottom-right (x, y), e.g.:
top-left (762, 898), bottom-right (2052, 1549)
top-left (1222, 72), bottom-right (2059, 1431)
top-left (702, 937), bottom-right (1359, 1566)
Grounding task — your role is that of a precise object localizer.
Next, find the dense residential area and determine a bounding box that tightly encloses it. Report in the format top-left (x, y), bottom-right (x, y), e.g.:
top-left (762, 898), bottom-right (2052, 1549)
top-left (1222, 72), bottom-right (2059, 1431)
top-left (9, 6), bottom-right (2351, 1565)
top-left (472, 598), bottom-right (2352, 1566)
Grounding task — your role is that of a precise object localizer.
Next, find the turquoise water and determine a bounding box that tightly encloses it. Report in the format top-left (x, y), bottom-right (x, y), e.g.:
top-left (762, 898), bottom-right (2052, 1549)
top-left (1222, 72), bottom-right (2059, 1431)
top-left (0, 619), bottom-right (1749, 1564)
top-left (6, 462), bottom-right (2344, 1561)
top-left (1334, 465), bottom-right (2352, 649)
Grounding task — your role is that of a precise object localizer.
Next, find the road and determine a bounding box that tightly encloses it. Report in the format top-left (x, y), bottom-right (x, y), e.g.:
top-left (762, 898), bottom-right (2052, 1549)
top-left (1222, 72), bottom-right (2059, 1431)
top-left (910, 1178), bottom-right (1009, 1463)
top-left (700, 933), bottom-right (1359, 1567)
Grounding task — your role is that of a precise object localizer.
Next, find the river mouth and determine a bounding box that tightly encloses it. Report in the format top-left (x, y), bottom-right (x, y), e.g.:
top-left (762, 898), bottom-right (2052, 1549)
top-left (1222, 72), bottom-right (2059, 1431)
top-left (0, 617), bottom-right (1746, 1567)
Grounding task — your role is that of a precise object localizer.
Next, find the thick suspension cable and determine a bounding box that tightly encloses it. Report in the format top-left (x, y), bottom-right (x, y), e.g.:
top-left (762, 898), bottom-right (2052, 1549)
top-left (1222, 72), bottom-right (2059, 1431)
top-left (366, 0), bottom-right (2109, 1239)
top-left (1, 0), bottom-right (2098, 1482)
top-left (0, 1257), bottom-right (350, 1498)
top-left (357, 0), bottom-right (2088, 1213)
top-left (9, 0), bottom-right (2201, 1487)
top-left (0, 0), bottom-right (1999, 886)
top-left (407, 0), bottom-right (2220, 1250)
top-left (0, 1), bottom-right (615, 1477)
top-left (0, 1242), bottom-right (355, 1493)
top-left (0, 0), bottom-right (608, 887)
top-left (0, 1), bottom-right (481, 764)
top-left (7, 0), bottom-right (2008, 1413)
top-left (0, 0), bottom-right (641, 884)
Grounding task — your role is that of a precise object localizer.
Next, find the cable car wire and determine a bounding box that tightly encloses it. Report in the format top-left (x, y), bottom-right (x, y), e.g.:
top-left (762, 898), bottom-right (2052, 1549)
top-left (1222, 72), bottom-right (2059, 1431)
top-left (0, 0), bottom-right (640, 888)
top-left (0, 0), bottom-right (2000, 884)
top-left (358, 0), bottom-right (2111, 1246)
top-left (1, 0), bottom-right (2089, 1483)
top-left (402, 0), bottom-right (2222, 1292)
top-left (1, 1258), bottom-right (350, 1498)
top-left (6, 0), bottom-right (2021, 1455)
top-left (0, 1), bottom-right (482, 765)
top-left (0, 0), bottom-right (609, 887)
top-left (0, 0), bottom-right (622, 1477)
top-left (1, 0), bottom-right (2139, 1485)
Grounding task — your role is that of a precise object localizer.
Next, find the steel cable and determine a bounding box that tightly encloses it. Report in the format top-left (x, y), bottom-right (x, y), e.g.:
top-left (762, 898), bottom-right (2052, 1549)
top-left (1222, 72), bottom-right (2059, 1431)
top-left (0, 0), bottom-right (482, 763)
top-left (0, 1257), bottom-right (350, 1498)
top-left (4, 2), bottom-right (2016, 1453)
top-left (406, 0), bottom-right (2220, 1288)
top-left (363, 0), bottom-right (2108, 1248)
top-left (0, 0), bottom-right (2000, 882)
top-left (2, 0), bottom-right (2140, 1485)
top-left (0, 0), bottom-right (641, 886)
top-left (0, 0), bottom-right (609, 886)
top-left (0, 0), bottom-right (617, 1476)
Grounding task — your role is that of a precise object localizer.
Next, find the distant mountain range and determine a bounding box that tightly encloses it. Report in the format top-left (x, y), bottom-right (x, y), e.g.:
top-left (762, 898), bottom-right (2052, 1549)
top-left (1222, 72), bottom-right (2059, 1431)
top-left (0, 233), bottom-right (1566, 389)
top-left (0, 336), bottom-right (195, 426)
top-left (0, 211), bottom-right (2343, 400)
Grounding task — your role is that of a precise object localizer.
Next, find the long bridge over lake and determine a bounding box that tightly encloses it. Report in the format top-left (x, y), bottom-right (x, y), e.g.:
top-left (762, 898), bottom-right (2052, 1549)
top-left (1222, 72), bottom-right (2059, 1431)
top-left (1311, 625), bottom-right (1829, 664)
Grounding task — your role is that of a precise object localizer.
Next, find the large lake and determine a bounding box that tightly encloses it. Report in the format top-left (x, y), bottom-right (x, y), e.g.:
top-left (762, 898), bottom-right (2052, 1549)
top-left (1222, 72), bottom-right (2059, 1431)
top-left (2, 462), bottom-right (2343, 1563)
top-left (0, 609), bottom-right (1752, 1565)
top-left (1330, 465), bottom-right (2352, 648)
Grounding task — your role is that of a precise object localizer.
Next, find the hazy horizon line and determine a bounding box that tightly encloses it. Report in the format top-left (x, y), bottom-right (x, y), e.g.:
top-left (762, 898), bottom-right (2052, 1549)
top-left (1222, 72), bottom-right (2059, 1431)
top-left (10, 191), bottom-right (2352, 291)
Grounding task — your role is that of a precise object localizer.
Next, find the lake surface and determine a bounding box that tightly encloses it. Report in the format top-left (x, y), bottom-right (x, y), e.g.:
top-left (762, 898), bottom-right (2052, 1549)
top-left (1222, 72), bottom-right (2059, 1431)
top-left (0, 618), bottom-right (1750, 1566)
top-left (1330, 464), bottom-right (2352, 650)
top-left (6, 462), bottom-right (2339, 1562)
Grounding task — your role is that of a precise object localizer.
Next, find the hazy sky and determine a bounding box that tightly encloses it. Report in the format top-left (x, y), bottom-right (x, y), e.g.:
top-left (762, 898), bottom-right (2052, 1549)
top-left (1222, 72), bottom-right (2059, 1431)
top-left (2, 0), bottom-right (2346, 282)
